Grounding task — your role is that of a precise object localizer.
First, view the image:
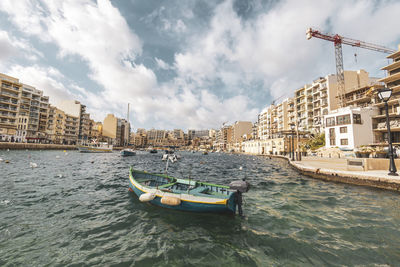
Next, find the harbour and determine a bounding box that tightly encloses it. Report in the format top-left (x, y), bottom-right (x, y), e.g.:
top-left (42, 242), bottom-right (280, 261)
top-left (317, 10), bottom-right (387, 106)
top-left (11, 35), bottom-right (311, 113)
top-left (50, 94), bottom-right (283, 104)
top-left (1, 150), bottom-right (400, 265)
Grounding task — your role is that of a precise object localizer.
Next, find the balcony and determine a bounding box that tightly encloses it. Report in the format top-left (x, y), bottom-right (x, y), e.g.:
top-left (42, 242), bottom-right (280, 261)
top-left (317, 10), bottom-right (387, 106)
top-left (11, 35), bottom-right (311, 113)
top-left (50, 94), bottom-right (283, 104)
top-left (0, 105), bottom-right (17, 111)
top-left (374, 120), bottom-right (400, 131)
top-left (1, 91), bottom-right (19, 98)
top-left (0, 99), bottom-right (18, 107)
top-left (0, 118), bottom-right (16, 125)
top-left (1, 83), bottom-right (20, 93)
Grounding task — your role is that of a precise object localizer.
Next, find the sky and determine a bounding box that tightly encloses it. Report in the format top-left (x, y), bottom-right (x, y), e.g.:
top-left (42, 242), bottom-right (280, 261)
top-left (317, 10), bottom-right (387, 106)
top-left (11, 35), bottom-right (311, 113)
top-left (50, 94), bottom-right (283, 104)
top-left (0, 0), bottom-right (399, 131)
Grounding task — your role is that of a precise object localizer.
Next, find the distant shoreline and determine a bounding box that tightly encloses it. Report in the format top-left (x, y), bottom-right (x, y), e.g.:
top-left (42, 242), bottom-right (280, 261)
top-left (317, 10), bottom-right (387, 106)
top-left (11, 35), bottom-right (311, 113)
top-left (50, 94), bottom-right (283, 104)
top-left (0, 142), bottom-right (76, 150)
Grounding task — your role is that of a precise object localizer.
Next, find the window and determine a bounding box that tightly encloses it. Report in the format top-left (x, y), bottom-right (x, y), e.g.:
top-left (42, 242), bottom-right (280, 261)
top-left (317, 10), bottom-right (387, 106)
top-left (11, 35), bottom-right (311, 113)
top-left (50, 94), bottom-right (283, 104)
top-left (337, 114), bottom-right (351, 125)
top-left (353, 114), bottom-right (361, 124)
top-left (329, 128), bottom-right (335, 146)
top-left (340, 139), bottom-right (348, 145)
top-left (326, 117), bottom-right (335, 127)
top-left (340, 126), bottom-right (347, 133)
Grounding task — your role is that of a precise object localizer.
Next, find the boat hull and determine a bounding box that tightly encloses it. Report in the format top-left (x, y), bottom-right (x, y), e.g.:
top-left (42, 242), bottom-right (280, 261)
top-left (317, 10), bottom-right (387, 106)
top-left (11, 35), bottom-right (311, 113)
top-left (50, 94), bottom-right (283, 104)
top-left (128, 170), bottom-right (237, 214)
top-left (77, 146), bottom-right (112, 153)
top-left (121, 150), bottom-right (136, 156)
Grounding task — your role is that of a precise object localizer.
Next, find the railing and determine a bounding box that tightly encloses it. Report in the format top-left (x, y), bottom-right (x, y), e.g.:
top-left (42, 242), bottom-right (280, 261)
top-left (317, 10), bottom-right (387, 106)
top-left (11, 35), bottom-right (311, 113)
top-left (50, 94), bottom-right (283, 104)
top-left (1, 91), bottom-right (19, 98)
top-left (0, 112), bottom-right (16, 117)
top-left (0, 98), bottom-right (18, 105)
top-left (0, 105), bottom-right (17, 111)
top-left (1, 84), bottom-right (19, 92)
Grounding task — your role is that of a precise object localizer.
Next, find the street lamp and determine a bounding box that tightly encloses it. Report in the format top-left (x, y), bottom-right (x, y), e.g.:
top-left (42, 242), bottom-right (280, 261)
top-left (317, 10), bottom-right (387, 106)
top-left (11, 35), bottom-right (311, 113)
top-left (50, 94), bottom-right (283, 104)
top-left (378, 87), bottom-right (398, 176)
top-left (290, 123), bottom-right (295, 161)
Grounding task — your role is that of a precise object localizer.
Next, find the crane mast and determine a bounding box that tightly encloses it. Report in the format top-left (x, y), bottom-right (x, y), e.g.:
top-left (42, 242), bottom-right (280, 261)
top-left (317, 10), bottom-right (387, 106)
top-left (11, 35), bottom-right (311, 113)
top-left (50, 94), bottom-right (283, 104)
top-left (306, 27), bottom-right (396, 108)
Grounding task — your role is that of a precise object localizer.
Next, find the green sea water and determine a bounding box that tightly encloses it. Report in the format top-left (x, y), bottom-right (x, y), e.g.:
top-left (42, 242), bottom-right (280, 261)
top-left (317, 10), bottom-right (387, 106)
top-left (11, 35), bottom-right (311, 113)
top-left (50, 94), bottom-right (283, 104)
top-left (1, 150), bottom-right (400, 266)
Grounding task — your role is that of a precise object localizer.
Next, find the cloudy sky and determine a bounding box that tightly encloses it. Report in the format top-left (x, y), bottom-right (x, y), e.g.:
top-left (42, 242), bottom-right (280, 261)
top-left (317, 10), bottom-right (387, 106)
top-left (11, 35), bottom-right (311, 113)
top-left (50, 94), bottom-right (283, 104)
top-left (0, 0), bottom-right (399, 130)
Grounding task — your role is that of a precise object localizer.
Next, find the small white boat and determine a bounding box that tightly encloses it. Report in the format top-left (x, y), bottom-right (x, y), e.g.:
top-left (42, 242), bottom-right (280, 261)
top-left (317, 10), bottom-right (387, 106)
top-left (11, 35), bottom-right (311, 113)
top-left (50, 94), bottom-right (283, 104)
top-left (121, 148), bottom-right (136, 156)
top-left (77, 142), bottom-right (113, 153)
top-left (162, 154), bottom-right (178, 162)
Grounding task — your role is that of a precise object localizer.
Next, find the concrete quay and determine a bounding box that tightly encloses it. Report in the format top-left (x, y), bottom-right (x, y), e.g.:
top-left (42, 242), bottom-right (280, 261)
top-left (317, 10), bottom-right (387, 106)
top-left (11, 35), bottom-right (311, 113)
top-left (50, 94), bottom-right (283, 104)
top-left (0, 142), bottom-right (76, 150)
top-left (269, 155), bottom-right (400, 192)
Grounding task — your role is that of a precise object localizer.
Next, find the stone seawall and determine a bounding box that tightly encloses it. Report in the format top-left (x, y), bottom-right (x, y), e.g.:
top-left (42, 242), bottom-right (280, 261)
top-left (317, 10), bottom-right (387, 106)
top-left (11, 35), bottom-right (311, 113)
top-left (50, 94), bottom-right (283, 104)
top-left (264, 154), bottom-right (400, 192)
top-left (0, 142), bottom-right (76, 150)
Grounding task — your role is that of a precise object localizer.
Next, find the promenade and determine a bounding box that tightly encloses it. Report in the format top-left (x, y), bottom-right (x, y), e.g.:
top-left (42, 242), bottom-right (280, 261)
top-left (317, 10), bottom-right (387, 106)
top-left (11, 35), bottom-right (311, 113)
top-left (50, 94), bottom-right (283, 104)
top-left (0, 142), bottom-right (76, 150)
top-left (287, 156), bottom-right (400, 192)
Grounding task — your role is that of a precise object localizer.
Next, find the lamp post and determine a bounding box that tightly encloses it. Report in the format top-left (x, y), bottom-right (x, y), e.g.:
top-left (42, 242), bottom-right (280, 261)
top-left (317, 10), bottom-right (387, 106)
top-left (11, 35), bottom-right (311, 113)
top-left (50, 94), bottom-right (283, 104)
top-left (290, 124), bottom-right (295, 161)
top-left (378, 87), bottom-right (398, 176)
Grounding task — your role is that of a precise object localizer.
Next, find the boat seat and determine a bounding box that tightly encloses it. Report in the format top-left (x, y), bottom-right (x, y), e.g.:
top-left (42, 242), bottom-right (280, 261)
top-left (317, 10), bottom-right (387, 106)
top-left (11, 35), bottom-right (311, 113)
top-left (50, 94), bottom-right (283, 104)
top-left (158, 182), bottom-right (176, 189)
top-left (190, 186), bottom-right (208, 194)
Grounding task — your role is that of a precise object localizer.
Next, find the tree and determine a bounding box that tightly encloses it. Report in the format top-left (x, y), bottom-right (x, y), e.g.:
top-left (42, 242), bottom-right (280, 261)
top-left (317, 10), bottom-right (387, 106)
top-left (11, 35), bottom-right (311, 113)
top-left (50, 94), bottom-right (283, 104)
top-left (305, 133), bottom-right (325, 151)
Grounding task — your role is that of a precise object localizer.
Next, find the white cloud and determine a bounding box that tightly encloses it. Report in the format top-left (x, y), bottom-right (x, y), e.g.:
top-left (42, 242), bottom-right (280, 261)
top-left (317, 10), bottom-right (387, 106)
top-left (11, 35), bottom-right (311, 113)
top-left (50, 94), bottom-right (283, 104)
top-left (7, 64), bottom-right (74, 104)
top-left (174, 0), bottom-right (400, 102)
top-left (1, 0), bottom-right (400, 130)
top-left (155, 57), bottom-right (172, 70)
top-left (0, 30), bottom-right (43, 63)
top-left (0, 31), bottom-right (15, 61)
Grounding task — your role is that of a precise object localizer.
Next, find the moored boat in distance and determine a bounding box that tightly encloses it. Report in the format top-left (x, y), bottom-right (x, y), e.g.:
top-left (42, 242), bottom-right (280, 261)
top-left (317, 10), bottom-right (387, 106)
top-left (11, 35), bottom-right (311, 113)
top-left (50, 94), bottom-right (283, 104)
top-left (128, 167), bottom-right (250, 215)
top-left (77, 141), bottom-right (113, 153)
top-left (121, 148), bottom-right (136, 156)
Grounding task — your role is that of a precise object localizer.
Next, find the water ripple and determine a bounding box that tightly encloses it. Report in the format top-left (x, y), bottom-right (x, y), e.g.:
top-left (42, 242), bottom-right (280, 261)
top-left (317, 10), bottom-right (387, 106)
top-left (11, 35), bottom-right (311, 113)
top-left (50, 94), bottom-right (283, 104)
top-left (1, 151), bottom-right (400, 265)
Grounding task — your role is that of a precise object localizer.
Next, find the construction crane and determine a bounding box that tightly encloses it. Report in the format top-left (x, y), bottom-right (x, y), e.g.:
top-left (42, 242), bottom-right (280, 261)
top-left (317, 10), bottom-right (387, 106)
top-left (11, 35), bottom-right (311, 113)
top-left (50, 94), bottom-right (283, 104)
top-left (306, 27), bottom-right (396, 108)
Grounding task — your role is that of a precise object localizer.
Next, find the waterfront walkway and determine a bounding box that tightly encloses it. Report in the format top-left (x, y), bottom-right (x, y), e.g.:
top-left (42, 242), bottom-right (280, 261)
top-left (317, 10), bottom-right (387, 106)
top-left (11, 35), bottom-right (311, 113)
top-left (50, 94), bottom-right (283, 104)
top-left (287, 156), bottom-right (400, 191)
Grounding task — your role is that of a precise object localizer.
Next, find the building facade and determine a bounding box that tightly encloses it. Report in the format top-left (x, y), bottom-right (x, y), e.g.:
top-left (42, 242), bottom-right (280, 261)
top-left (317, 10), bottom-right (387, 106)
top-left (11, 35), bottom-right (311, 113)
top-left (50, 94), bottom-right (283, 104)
top-left (324, 107), bottom-right (378, 149)
top-left (0, 73), bottom-right (50, 142)
top-left (103, 114), bottom-right (130, 146)
top-left (0, 74), bottom-right (21, 141)
top-left (373, 44), bottom-right (400, 144)
top-left (46, 105), bottom-right (79, 144)
top-left (57, 100), bottom-right (91, 142)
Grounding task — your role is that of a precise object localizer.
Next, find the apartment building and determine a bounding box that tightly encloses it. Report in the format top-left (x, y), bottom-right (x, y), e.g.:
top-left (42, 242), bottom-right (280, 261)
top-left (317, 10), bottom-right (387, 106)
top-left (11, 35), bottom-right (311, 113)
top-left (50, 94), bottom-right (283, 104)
top-left (0, 74), bottom-right (21, 141)
top-left (215, 125), bottom-right (232, 150)
top-left (0, 73), bottom-right (50, 142)
top-left (146, 129), bottom-right (166, 146)
top-left (173, 129), bottom-right (184, 140)
top-left (103, 114), bottom-right (130, 146)
top-left (276, 99), bottom-right (291, 132)
top-left (258, 97), bottom-right (292, 140)
top-left (373, 44), bottom-right (400, 143)
top-left (324, 107), bottom-right (378, 149)
top-left (257, 105), bottom-right (275, 140)
top-left (15, 84), bottom-right (49, 142)
top-left (57, 100), bottom-right (91, 141)
top-left (232, 121), bottom-right (252, 142)
top-left (131, 132), bottom-right (147, 147)
top-left (88, 120), bottom-right (102, 141)
top-left (46, 105), bottom-right (78, 144)
top-left (294, 70), bottom-right (371, 134)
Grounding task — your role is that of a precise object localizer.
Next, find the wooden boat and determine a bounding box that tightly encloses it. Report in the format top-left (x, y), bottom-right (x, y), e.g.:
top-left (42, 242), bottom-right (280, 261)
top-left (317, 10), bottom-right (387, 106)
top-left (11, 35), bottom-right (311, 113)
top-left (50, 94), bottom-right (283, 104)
top-left (128, 167), bottom-right (250, 215)
top-left (77, 142), bottom-right (112, 153)
top-left (149, 149), bottom-right (158, 154)
top-left (121, 148), bottom-right (136, 156)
